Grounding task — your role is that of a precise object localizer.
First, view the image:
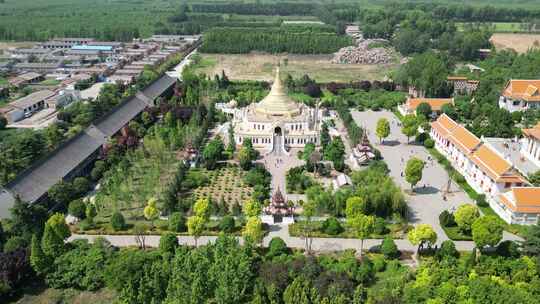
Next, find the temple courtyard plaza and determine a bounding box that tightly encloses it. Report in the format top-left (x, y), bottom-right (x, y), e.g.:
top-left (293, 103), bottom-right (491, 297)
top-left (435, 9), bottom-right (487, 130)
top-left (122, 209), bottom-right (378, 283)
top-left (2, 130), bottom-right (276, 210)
top-left (70, 110), bottom-right (521, 251)
top-left (350, 110), bottom-right (521, 242)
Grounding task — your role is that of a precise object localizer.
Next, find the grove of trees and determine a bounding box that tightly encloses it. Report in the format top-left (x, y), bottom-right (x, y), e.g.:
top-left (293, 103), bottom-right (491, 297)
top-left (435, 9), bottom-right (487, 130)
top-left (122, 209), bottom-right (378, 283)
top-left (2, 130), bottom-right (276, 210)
top-left (200, 28), bottom-right (352, 54)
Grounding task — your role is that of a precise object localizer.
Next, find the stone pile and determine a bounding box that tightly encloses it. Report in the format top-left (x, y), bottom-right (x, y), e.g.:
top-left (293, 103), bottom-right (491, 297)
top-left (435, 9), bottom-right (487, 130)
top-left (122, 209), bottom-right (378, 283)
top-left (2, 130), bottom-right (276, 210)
top-left (332, 38), bottom-right (393, 65)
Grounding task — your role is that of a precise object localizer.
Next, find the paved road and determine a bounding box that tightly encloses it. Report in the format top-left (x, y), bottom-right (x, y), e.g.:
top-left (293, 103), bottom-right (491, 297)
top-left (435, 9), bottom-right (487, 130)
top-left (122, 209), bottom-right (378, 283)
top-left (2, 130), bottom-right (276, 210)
top-left (351, 110), bottom-right (521, 243)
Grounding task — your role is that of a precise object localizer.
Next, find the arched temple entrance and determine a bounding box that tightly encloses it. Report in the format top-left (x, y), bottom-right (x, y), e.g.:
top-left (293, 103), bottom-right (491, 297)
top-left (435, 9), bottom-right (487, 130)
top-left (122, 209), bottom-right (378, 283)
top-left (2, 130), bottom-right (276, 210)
top-left (274, 126), bottom-right (282, 136)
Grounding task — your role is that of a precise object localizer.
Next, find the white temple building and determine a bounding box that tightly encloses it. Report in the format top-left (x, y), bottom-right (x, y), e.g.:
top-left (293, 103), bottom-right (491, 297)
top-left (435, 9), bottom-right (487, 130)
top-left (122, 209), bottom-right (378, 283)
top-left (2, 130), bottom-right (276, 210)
top-left (232, 67), bottom-right (322, 153)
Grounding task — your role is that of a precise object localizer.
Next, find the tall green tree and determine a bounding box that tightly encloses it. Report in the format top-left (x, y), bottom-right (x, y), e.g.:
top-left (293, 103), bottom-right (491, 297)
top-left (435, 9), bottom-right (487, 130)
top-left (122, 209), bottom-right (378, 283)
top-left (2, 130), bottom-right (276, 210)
top-left (408, 224), bottom-right (437, 258)
top-left (375, 118), bottom-right (390, 143)
top-left (324, 137), bottom-right (345, 171)
top-left (522, 220), bottom-right (540, 256)
top-left (243, 199), bottom-right (262, 217)
top-left (405, 158), bottom-right (425, 190)
top-left (348, 214), bottom-right (375, 260)
top-left (283, 275), bottom-right (319, 304)
top-left (30, 234), bottom-right (49, 275)
top-left (320, 123), bottom-right (330, 147)
top-left (454, 204), bottom-right (480, 233)
top-left (187, 216), bottom-right (205, 247)
top-left (401, 115), bottom-right (418, 144)
top-left (243, 217), bottom-right (264, 245)
top-left (202, 137), bottom-right (224, 170)
top-left (41, 213), bottom-right (70, 257)
top-left (472, 216), bottom-right (503, 253)
top-left (416, 102), bottom-right (432, 118)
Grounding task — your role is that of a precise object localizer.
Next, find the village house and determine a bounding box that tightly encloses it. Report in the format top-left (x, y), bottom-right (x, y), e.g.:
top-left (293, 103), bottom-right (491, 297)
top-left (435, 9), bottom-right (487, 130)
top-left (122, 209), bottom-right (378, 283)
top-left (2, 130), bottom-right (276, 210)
top-left (0, 90), bottom-right (56, 123)
top-left (40, 38), bottom-right (95, 49)
top-left (8, 72), bottom-right (44, 88)
top-left (14, 62), bottom-right (62, 74)
top-left (498, 79), bottom-right (540, 112)
top-left (8, 48), bottom-right (52, 59)
top-left (45, 89), bottom-right (81, 109)
top-left (430, 114), bottom-right (540, 224)
top-left (398, 97), bottom-right (454, 116)
top-left (0, 75), bottom-right (177, 216)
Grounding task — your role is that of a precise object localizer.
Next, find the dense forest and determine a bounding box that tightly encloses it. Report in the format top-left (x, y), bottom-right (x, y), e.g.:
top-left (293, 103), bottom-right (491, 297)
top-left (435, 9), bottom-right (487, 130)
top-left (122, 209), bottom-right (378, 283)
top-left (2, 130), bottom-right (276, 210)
top-left (191, 2), bottom-right (316, 16)
top-left (3, 219), bottom-right (540, 303)
top-left (200, 28), bottom-right (352, 54)
top-left (2, 0), bottom-right (540, 41)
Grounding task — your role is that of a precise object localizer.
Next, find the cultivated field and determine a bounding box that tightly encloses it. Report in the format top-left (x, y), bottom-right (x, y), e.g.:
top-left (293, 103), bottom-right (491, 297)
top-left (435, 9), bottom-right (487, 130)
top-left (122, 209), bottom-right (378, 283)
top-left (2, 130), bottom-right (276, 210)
top-left (192, 53), bottom-right (400, 82)
top-left (490, 33), bottom-right (540, 53)
top-left (192, 165), bottom-right (253, 206)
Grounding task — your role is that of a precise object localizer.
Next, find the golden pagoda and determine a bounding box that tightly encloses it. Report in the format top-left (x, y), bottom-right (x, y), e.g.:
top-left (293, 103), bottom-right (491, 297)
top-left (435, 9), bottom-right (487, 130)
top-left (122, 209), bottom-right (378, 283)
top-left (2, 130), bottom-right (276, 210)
top-left (231, 66), bottom-right (322, 153)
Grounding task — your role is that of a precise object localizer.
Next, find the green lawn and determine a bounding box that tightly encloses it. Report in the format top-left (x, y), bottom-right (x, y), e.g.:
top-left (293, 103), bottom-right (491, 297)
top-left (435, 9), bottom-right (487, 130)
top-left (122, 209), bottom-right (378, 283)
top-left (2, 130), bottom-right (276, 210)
top-left (0, 77), bottom-right (7, 86)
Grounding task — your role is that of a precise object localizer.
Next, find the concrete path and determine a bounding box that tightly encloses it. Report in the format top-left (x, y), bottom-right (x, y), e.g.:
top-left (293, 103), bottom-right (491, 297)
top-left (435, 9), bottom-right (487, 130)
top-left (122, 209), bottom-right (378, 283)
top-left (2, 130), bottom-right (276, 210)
top-left (351, 110), bottom-right (521, 243)
top-left (68, 222), bottom-right (477, 252)
top-left (257, 147), bottom-right (304, 201)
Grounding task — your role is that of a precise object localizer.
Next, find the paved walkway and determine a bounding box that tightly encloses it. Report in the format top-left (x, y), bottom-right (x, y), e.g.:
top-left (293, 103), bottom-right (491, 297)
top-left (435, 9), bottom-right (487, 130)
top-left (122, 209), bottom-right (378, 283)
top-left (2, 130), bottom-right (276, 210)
top-left (69, 222), bottom-right (478, 252)
top-left (351, 110), bottom-right (521, 243)
top-left (257, 147), bottom-right (304, 201)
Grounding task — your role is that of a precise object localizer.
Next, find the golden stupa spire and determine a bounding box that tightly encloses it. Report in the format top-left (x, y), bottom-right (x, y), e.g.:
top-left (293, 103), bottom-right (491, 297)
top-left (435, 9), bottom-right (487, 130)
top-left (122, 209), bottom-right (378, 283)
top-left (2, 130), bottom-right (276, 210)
top-left (255, 66), bottom-right (300, 117)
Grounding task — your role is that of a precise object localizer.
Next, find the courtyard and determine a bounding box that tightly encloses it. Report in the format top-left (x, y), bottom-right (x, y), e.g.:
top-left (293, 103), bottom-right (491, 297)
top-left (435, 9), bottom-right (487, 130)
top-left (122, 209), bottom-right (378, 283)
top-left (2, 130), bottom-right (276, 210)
top-left (350, 110), bottom-right (522, 243)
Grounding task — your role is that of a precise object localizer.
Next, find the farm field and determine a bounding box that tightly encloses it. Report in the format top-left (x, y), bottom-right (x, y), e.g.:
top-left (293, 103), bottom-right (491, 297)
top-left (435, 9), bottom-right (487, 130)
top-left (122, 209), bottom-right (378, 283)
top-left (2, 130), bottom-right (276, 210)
top-left (192, 53), bottom-right (400, 82)
top-left (490, 33), bottom-right (540, 53)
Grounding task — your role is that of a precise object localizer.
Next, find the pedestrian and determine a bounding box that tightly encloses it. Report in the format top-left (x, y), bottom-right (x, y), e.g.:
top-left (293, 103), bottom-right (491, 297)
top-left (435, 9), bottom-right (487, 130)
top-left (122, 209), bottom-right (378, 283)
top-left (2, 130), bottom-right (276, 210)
top-left (400, 171), bottom-right (403, 177)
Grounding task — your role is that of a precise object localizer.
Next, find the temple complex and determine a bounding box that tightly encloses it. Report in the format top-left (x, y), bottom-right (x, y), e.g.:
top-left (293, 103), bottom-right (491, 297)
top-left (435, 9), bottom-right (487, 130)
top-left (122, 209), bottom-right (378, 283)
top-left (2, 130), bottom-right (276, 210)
top-left (232, 66), bottom-right (322, 153)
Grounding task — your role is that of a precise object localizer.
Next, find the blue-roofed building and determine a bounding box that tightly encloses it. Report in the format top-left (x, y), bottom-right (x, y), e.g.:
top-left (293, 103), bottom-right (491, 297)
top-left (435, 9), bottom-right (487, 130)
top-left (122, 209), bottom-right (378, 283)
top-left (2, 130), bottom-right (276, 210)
top-left (71, 45), bottom-right (114, 53)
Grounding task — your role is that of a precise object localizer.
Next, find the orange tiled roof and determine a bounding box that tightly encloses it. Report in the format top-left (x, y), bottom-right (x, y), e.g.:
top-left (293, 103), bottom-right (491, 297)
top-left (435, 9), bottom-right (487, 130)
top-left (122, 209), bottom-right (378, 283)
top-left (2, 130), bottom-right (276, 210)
top-left (470, 145), bottom-right (513, 181)
top-left (522, 122), bottom-right (540, 141)
top-left (447, 124), bottom-right (481, 154)
top-left (499, 187), bottom-right (540, 213)
top-left (406, 98), bottom-right (454, 111)
top-left (431, 114), bottom-right (459, 137)
top-left (437, 114), bottom-right (458, 131)
top-left (502, 80), bottom-right (540, 102)
top-left (431, 121), bottom-right (449, 137)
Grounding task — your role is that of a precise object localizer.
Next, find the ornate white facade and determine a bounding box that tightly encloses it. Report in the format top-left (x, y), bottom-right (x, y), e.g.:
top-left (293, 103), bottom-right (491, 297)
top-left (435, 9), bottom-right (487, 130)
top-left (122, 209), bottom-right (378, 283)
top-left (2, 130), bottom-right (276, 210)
top-left (232, 67), bottom-right (322, 153)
